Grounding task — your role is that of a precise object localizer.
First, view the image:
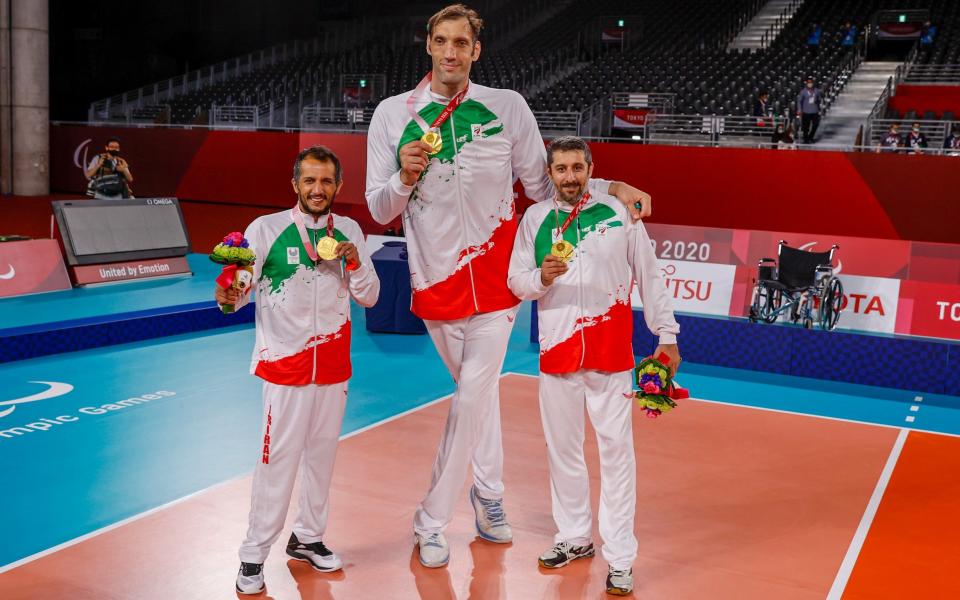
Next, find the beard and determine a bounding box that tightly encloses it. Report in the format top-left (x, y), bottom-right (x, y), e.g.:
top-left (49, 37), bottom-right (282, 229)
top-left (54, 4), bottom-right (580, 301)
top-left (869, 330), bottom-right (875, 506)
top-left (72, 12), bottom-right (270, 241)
top-left (556, 182), bottom-right (587, 205)
top-left (298, 189), bottom-right (334, 217)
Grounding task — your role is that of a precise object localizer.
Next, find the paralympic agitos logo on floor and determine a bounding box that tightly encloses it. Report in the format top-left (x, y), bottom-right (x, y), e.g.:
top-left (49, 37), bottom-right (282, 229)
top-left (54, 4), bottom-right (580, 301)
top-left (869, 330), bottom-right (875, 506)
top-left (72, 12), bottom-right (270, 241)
top-left (0, 381), bottom-right (177, 441)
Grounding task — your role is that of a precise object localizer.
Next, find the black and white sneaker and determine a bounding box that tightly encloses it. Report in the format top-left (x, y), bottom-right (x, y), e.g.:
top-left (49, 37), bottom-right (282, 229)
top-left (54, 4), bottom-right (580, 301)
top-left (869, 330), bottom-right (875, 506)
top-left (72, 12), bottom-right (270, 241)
top-left (537, 540), bottom-right (595, 569)
top-left (285, 532), bottom-right (343, 572)
top-left (606, 567), bottom-right (634, 596)
top-left (235, 562), bottom-right (265, 595)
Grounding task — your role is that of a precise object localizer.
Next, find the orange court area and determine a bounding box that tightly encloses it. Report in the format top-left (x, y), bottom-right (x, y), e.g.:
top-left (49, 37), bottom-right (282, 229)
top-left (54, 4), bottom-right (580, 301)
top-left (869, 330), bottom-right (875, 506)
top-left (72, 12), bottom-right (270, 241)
top-left (2, 374), bottom-right (951, 600)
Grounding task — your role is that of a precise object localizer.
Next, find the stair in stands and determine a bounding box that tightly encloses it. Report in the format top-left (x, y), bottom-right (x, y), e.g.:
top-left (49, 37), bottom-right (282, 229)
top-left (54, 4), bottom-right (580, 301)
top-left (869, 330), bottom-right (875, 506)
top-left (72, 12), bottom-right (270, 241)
top-left (816, 61), bottom-right (901, 146)
top-left (729, 0), bottom-right (805, 51)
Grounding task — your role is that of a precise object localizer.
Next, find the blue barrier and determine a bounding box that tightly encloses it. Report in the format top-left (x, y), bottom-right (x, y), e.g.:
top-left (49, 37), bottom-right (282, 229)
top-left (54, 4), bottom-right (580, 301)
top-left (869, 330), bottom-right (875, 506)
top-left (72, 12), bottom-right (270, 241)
top-left (530, 302), bottom-right (959, 396)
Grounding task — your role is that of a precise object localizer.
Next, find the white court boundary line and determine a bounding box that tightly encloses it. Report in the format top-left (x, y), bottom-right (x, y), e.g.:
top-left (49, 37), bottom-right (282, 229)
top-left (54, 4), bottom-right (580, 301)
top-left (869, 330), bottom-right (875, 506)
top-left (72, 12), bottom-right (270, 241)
top-left (0, 388), bottom-right (455, 575)
top-left (506, 371), bottom-right (924, 594)
top-left (826, 428), bottom-right (909, 599)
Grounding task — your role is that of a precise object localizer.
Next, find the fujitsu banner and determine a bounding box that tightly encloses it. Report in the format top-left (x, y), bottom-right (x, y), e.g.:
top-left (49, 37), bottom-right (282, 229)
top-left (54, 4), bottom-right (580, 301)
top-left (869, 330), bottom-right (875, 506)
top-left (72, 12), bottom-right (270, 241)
top-left (632, 223), bottom-right (960, 340)
top-left (631, 259), bottom-right (737, 316)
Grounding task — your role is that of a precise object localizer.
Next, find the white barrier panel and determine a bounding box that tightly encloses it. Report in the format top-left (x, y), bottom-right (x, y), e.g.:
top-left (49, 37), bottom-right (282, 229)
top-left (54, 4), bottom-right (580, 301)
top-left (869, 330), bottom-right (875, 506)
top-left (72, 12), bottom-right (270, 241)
top-left (832, 274), bottom-right (902, 334)
top-left (631, 259), bottom-right (737, 316)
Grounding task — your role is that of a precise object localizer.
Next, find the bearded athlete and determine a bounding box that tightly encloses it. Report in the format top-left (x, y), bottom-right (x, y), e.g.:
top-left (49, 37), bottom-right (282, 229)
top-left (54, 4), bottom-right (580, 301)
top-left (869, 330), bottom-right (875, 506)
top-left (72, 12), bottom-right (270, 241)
top-left (221, 146), bottom-right (380, 594)
top-left (508, 136), bottom-right (680, 596)
top-left (365, 3), bottom-right (653, 568)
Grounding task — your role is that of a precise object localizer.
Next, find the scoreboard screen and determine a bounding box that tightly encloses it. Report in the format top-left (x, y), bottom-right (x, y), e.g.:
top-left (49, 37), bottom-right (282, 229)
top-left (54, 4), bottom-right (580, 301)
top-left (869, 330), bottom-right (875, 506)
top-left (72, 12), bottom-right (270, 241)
top-left (52, 198), bottom-right (191, 266)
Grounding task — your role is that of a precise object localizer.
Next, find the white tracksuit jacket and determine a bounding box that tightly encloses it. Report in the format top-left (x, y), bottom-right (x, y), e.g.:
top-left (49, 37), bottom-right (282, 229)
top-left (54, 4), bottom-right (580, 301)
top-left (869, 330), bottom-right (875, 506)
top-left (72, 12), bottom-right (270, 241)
top-left (233, 209), bottom-right (380, 385)
top-left (508, 192), bottom-right (679, 373)
top-left (365, 81), bottom-right (610, 321)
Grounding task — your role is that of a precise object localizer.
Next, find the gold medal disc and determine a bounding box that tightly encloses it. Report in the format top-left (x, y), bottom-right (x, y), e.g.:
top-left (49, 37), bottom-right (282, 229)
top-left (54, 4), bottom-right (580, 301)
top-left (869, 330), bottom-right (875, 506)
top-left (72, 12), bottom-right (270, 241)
top-left (551, 240), bottom-right (574, 262)
top-left (421, 130), bottom-right (442, 155)
top-left (316, 236), bottom-right (339, 260)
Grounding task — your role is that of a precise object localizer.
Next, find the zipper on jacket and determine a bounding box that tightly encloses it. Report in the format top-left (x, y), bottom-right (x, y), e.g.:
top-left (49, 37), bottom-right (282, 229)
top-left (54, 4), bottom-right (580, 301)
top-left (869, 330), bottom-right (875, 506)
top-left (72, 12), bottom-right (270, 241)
top-left (450, 115), bottom-right (480, 313)
top-left (575, 212), bottom-right (586, 370)
top-left (309, 224), bottom-right (319, 383)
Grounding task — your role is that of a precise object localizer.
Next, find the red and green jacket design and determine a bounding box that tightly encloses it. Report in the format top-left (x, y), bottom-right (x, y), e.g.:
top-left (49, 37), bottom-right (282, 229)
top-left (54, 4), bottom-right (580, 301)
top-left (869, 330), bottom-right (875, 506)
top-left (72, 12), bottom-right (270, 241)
top-left (365, 81), bottom-right (611, 321)
top-left (508, 193), bottom-right (678, 374)
top-left (231, 209), bottom-right (380, 385)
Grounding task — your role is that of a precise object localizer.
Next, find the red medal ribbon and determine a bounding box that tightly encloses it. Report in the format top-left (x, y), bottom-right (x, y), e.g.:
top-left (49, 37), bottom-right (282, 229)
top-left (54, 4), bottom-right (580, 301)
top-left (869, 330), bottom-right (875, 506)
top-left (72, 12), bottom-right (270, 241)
top-left (553, 192), bottom-right (591, 239)
top-left (406, 72), bottom-right (469, 133)
top-left (291, 206), bottom-right (319, 262)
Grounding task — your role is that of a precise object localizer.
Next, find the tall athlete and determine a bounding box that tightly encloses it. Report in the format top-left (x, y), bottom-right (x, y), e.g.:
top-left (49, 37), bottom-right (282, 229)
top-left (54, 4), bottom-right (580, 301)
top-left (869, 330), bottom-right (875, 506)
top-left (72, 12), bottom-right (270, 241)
top-left (508, 136), bottom-right (680, 596)
top-left (218, 146), bottom-right (380, 594)
top-left (365, 3), bottom-right (652, 568)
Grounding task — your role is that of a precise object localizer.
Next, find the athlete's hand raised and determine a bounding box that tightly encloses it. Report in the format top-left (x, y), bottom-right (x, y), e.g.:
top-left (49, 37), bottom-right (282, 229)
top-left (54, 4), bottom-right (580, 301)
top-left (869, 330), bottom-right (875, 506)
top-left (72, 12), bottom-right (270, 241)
top-left (540, 254), bottom-right (569, 287)
top-left (399, 140), bottom-right (434, 186)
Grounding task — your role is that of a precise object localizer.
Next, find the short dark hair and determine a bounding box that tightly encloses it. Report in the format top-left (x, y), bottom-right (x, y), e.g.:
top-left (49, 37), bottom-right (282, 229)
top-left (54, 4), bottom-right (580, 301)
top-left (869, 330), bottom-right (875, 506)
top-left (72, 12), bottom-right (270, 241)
top-left (106, 137), bottom-right (121, 146)
top-left (546, 136), bottom-right (592, 168)
top-left (427, 4), bottom-right (483, 42)
top-left (293, 145), bottom-right (342, 183)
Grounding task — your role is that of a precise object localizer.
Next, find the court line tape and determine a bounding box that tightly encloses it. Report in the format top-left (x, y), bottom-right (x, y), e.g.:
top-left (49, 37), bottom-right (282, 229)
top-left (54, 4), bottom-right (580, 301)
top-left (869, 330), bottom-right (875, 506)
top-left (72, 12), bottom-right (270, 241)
top-left (0, 388), bottom-right (455, 575)
top-left (826, 427), bottom-right (909, 600)
top-left (502, 372), bottom-right (960, 439)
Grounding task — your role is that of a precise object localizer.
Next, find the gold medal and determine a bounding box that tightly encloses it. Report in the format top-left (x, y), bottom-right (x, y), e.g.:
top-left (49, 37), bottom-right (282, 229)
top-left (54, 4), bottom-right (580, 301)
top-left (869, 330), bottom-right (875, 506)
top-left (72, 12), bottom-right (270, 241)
top-left (421, 129), bottom-right (442, 155)
top-left (316, 236), bottom-right (339, 260)
top-left (550, 239), bottom-right (574, 262)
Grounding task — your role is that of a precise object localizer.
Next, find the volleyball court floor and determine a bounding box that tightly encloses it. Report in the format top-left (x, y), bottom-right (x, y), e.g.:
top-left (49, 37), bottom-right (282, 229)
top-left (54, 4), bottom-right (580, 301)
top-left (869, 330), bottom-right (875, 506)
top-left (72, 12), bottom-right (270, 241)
top-left (1, 299), bottom-right (959, 599)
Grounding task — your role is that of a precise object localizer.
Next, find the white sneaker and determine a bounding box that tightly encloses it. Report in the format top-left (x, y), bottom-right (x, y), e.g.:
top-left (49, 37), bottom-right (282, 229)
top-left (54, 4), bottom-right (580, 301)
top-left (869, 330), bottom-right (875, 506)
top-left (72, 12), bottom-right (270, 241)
top-left (538, 540), bottom-right (595, 569)
top-left (469, 485), bottom-right (513, 543)
top-left (235, 562), bottom-right (265, 595)
top-left (606, 566), bottom-right (634, 596)
top-left (285, 532), bottom-right (343, 572)
top-left (414, 531), bottom-right (450, 568)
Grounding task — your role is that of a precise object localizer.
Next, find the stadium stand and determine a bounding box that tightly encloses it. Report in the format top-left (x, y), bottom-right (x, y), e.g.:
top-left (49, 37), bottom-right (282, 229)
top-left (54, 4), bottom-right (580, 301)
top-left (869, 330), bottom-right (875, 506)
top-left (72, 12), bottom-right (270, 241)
top-left (88, 0), bottom-right (959, 147)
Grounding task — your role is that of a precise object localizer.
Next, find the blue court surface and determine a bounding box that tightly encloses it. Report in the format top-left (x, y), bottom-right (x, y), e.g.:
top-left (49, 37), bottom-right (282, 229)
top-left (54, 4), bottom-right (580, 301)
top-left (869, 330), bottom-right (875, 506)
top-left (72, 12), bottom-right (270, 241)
top-left (1, 290), bottom-right (958, 571)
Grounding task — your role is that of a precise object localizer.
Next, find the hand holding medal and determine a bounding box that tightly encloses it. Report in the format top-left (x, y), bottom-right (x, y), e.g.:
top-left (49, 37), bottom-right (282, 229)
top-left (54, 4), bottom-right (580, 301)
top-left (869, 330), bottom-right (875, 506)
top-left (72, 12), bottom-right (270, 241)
top-left (549, 192), bottom-right (590, 264)
top-left (421, 128), bottom-right (443, 155)
top-left (399, 72), bottom-right (468, 186)
top-left (316, 236), bottom-right (338, 261)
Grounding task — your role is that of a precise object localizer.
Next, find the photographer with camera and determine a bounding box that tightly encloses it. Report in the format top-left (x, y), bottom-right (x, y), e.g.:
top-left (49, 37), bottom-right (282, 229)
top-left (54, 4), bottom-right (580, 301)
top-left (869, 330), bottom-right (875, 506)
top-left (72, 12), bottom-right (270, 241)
top-left (85, 137), bottom-right (133, 199)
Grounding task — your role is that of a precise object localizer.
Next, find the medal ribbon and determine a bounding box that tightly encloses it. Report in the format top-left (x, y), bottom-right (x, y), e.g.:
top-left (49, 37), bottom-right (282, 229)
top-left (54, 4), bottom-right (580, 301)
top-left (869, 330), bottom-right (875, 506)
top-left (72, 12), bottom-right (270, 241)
top-left (553, 192), bottom-right (591, 240)
top-left (405, 72), bottom-right (469, 134)
top-left (290, 206), bottom-right (334, 262)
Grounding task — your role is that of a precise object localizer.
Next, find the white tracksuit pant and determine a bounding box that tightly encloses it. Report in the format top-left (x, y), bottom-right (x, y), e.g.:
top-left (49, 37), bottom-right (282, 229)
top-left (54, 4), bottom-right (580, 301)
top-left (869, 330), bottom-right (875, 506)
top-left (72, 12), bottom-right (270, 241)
top-left (539, 369), bottom-right (638, 570)
top-left (414, 305), bottom-right (519, 535)
top-left (239, 380), bottom-right (347, 563)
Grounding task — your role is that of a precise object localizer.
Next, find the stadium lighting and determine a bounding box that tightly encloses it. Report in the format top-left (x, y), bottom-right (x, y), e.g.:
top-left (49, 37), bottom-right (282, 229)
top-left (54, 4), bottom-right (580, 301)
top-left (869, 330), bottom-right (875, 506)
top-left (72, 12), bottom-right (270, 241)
top-left (898, 14), bottom-right (906, 23)
top-left (618, 19), bottom-right (624, 27)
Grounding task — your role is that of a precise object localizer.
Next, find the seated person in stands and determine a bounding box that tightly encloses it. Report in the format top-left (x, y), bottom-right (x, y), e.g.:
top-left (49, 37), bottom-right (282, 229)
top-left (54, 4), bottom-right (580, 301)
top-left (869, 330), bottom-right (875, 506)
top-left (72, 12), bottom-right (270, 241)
top-left (877, 123), bottom-right (903, 153)
top-left (943, 127), bottom-right (960, 156)
top-left (771, 120), bottom-right (796, 149)
top-left (753, 91), bottom-right (769, 119)
top-left (840, 21), bottom-right (857, 47)
top-left (921, 21), bottom-right (936, 46)
top-left (906, 123), bottom-right (928, 154)
top-left (806, 23), bottom-right (822, 50)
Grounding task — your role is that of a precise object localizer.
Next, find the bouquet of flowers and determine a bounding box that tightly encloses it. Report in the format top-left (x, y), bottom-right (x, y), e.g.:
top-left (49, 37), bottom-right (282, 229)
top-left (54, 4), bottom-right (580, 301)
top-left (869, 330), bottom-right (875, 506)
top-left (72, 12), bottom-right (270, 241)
top-left (210, 232), bottom-right (256, 314)
top-left (634, 352), bottom-right (689, 418)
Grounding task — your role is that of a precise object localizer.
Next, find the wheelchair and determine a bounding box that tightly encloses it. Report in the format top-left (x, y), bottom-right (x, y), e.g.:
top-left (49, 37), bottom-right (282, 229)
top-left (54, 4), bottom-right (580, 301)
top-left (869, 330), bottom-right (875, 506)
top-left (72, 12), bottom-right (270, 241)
top-left (748, 241), bottom-right (844, 331)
